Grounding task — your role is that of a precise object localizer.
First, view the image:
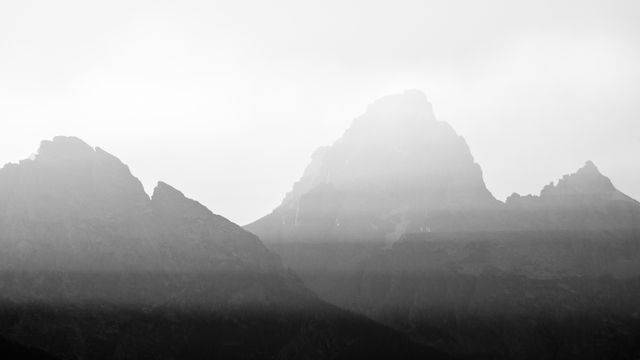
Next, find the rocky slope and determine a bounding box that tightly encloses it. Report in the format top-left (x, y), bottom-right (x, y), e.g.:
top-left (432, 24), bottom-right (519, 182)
top-left (504, 161), bottom-right (640, 231)
top-left (345, 228), bottom-right (640, 359)
top-left (246, 90), bottom-right (640, 359)
top-left (0, 136), bottom-right (448, 360)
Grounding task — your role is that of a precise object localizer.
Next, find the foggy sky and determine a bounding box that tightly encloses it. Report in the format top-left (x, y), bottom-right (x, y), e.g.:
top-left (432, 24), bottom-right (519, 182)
top-left (1, 0), bottom-right (639, 225)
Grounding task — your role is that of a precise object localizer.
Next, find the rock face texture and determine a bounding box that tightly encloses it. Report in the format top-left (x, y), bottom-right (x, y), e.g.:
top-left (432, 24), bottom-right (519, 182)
top-left (246, 91), bottom-right (640, 359)
top-left (0, 136), bottom-right (284, 276)
top-left (247, 90), bottom-right (500, 244)
top-left (504, 161), bottom-right (640, 231)
top-left (151, 181), bottom-right (281, 273)
top-left (0, 136), bottom-right (447, 360)
top-left (0, 137), bottom-right (153, 272)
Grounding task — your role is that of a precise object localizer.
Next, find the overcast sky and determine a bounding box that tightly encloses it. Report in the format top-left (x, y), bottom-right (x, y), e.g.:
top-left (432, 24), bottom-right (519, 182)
top-left (1, 0), bottom-right (639, 225)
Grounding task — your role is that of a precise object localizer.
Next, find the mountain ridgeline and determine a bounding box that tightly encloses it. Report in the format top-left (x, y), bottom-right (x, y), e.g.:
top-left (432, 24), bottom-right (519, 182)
top-left (0, 137), bottom-right (280, 276)
top-left (1, 89), bottom-right (639, 360)
top-left (246, 90), bottom-right (640, 359)
top-left (0, 136), bottom-right (448, 360)
top-left (248, 90), bottom-right (500, 243)
top-left (247, 90), bottom-right (638, 239)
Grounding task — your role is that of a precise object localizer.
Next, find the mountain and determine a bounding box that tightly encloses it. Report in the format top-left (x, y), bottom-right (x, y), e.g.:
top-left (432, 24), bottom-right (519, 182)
top-left (247, 90), bottom-right (500, 244)
top-left (346, 163), bottom-right (640, 358)
top-left (336, 161), bottom-right (640, 360)
top-left (0, 136), bottom-right (448, 360)
top-left (504, 161), bottom-right (640, 231)
top-left (246, 91), bottom-right (640, 359)
top-left (0, 137), bottom-right (153, 272)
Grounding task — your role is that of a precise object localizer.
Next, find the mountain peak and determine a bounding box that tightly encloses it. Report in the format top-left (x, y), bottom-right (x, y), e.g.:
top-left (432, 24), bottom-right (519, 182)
top-left (540, 161), bottom-right (615, 198)
top-left (247, 90), bottom-right (498, 241)
top-left (152, 181), bottom-right (215, 219)
top-left (362, 89), bottom-right (435, 124)
top-left (35, 136), bottom-right (95, 161)
top-left (152, 181), bottom-right (184, 199)
top-left (578, 160), bottom-right (600, 175)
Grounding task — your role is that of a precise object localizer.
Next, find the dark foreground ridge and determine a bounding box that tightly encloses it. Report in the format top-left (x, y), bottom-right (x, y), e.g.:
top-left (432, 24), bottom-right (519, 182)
top-left (0, 136), bottom-right (449, 360)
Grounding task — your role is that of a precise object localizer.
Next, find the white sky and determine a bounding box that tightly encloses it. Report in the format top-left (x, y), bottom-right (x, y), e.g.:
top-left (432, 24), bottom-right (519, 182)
top-left (1, 0), bottom-right (639, 225)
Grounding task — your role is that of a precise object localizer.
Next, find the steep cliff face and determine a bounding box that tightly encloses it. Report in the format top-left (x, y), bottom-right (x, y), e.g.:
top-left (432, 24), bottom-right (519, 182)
top-left (247, 90), bottom-right (499, 244)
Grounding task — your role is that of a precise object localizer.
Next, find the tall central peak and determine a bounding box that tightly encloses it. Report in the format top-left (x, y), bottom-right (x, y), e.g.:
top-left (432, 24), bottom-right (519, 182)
top-left (344, 90), bottom-right (436, 150)
top-left (247, 90), bottom-right (498, 242)
top-left (364, 89), bottom-right (434, 121)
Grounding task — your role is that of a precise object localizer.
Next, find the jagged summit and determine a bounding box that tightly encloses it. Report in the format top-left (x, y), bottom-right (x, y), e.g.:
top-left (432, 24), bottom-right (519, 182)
top-left (504, 161), bottom-right (640, 231)
top-left (508, 161), bottom-right (636, 204)
top-left (0, 136), bottom-right (284, 273)
top-left (542, 160), bottom-right (616, 197)
top-left (247, 90), bottom-right (499, 243)
top-left (248, 91), bottom-right (640, 243)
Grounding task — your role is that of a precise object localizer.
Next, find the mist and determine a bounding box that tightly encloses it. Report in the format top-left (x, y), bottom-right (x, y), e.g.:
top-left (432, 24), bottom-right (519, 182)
top-left (2, 0), bottom-right (639, 225)
top-left (2, 1), bottom-right (640, 359)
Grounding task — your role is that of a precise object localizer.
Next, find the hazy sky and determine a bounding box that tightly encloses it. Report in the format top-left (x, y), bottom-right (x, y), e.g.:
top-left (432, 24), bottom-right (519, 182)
top-left (1, 0), bottom-right (639, 225)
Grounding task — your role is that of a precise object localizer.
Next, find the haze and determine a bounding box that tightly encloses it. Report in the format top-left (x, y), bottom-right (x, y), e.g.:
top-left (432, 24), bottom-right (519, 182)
top-left (1, 0), bottom-right (639, 225)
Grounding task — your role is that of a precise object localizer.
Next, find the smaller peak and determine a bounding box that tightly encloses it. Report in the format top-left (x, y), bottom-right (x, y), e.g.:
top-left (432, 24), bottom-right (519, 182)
top-left (152, 181), bottom-right (217, 219)
top-left (156, 180), bottom-right (171, 189)
top-left (540, 161), bottom-right (616, 198)
top-left (506, 192), bottom-right (522, 201)
top-left (152, 181), bottom-right (184, 199)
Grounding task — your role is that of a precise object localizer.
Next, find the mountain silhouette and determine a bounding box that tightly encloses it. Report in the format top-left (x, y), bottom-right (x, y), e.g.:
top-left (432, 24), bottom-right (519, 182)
top-left (247, 90), bottom-right (499, 244)
top-left (0, 136), bottom-right (448, 360)
top-left (246, 90), bottom-right (640, 360)
top-left (504, 161), bottom-right (640, 231)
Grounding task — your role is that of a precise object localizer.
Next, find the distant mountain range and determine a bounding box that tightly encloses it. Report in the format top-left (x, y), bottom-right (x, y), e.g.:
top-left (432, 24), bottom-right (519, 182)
top-left (247, 90), bottom-right (639, 240)
top-left (246, 90), bottom-right (640, 359)
top-left (1, 90), bottom-right (638, 359)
